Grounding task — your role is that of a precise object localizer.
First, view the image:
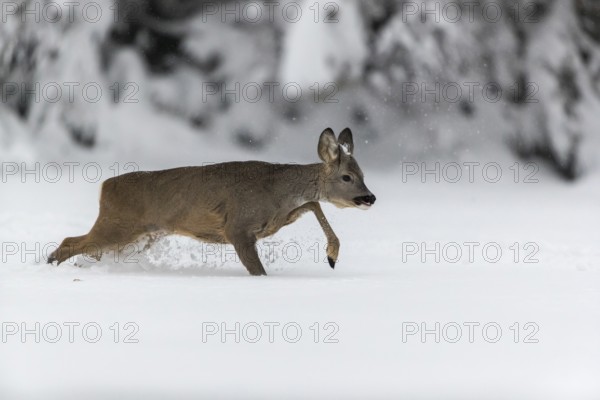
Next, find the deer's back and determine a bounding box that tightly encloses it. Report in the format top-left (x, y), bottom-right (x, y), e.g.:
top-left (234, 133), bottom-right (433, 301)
top-left (97, 162), bottom-right (295, 241)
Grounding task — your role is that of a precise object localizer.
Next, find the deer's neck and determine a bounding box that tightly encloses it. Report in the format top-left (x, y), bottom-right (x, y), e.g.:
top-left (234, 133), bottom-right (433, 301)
top-left (288, 163), bottom-right (325, 205)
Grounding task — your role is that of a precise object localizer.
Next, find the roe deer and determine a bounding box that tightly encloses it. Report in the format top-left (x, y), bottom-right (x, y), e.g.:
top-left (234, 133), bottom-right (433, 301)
top-left (48, 128), bottom-right (376, 275)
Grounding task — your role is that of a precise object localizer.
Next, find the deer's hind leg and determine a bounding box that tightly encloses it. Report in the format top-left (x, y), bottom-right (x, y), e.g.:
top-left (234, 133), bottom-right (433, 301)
top-left (49, 218), bottom-right (146, 266)
top-left (48, 235), bottom-right (92, 265)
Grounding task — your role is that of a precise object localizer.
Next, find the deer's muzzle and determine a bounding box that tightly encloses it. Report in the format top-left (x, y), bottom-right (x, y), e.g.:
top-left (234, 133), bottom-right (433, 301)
top-left (353, 194), bottom-right (376, 209)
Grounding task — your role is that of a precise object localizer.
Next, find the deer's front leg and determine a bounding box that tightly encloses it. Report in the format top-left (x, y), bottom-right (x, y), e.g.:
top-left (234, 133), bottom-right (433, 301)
top-left (228, 232), bottom-right (267, 276)
top-left (287, 202), bottom-right (340, 269)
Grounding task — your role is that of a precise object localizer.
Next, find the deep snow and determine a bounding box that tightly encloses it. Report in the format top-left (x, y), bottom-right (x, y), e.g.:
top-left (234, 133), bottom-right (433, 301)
top-left (1, 157), bottom-right (599, 399)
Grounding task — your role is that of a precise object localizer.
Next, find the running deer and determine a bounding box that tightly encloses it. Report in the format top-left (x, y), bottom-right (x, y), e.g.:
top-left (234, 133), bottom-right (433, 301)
top-left (48, 128), bottom-right (376, 275)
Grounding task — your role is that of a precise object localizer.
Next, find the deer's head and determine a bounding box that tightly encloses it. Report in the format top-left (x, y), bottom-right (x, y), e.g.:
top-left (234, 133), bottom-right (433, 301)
top-left (318, 128), bottom-right (376, 210)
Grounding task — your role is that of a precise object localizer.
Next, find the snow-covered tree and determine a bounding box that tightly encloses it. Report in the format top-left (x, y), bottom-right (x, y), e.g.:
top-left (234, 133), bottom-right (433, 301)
top-left (1, 0), bottom-right (599, 177)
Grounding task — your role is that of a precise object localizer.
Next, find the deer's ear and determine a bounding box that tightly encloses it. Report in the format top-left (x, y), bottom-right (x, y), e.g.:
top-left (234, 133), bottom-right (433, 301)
top-left (338, 128), bottom-right (354, 155)
top-left (318, 128), bottom-right (339, 163)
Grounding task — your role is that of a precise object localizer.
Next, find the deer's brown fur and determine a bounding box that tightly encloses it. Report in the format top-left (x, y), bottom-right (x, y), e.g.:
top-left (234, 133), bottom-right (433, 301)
top-left (48, 128), bottom-right (376, 275)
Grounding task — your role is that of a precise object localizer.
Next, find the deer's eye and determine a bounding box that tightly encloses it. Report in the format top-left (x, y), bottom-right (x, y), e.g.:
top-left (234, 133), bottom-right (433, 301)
top-left (342, 175), bottom-right (352, 182)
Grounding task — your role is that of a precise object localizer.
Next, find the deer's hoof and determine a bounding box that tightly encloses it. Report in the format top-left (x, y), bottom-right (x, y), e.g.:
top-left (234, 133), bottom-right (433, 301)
top-left (328, 257), bottom-right (335, 269)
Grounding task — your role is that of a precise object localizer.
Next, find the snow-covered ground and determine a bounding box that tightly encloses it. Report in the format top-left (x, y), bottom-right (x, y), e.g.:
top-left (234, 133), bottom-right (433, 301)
top-left (2, 0), bottom-right (600, 397)
top-left (1, 152), bottom-right (599, 399)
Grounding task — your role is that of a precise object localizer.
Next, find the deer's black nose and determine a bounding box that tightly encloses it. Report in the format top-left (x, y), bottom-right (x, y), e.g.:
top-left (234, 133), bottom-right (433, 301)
top-left (355, 194), bottom-right (376, 206)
